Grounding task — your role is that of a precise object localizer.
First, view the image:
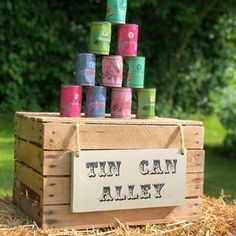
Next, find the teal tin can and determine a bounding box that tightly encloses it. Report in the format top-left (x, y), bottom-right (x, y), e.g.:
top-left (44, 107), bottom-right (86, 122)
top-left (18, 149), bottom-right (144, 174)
top-left (136, 88), bottom-right (156, 119)
top-left (125, 57), bottom-right (145, 88)
top-left (88, 21), bottom-right (112, 55)
top-left (106, 0), bottom-right (127, 24)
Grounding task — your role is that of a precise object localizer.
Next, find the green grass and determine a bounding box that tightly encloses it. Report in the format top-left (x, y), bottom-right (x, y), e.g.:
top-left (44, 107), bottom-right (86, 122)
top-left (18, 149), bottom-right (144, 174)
top-left (188, 113), bottom-right (236, 199)
top-left (0, 113), bottom-right (14, 196)
top-left (0, 113), bottom-right (236, 200)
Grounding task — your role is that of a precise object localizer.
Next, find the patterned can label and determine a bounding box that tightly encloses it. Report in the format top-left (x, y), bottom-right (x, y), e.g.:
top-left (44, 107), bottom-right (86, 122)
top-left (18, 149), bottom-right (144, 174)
top-left (136, 88), bottom-right (156, 119)
top-left (125, 57), bottom-right (145, 88)
top-left (106, 0), bottom-right (127, 24)
top-left (89, 22), bottom-right (111, 55)
top-left (85, 86), bottom-right (106, 117)
top-left (117, 24), bottom-right (139, 57)
top-left (111, 88), bottom-right (132, 118)
top-left (60, 85), bottom-right (82, 117)
top-left (102, 56), bottom-right (123, 87)
top-left (75, 53), bottom-right (96, 86)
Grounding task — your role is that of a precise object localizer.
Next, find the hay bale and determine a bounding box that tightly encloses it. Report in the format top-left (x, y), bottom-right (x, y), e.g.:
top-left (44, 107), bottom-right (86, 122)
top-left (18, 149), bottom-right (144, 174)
top-left (0, 195), bottom-right (235, 236)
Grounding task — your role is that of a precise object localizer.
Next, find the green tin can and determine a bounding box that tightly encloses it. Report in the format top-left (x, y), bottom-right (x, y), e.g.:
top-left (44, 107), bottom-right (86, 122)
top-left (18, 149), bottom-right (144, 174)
top-left (106, 0), bottom-right (127, 24)
top-left (88, 21), bottom-right (112, 55)
top-left (125, 57), bottom-right (145, 88)
top-left (136, 88), bottom-right (156, 119)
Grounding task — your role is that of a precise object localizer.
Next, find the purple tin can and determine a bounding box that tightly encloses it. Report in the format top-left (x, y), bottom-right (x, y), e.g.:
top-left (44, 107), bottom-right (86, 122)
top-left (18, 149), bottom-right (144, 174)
top-left (102, 56), bottom-right (123, 87)
top-left (111, 88), bottom-right (132, 118)
top-left (85, 86), bottom-right (106, 118)
top-left (60, 85), bottom-right (82, 117)
top-left (75, 53), bottom-right (96, 86)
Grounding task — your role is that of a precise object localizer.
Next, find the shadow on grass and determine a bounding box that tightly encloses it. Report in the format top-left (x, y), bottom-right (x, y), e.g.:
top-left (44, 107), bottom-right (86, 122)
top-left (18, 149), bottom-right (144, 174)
top-left (204, 145), bottom-right (236, 201)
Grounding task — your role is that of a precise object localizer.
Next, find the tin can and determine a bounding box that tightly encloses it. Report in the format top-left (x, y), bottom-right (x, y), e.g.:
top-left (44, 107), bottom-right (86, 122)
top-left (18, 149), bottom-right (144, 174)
top-left (88, 21), bottom-right (112, 55)
top-left (125, 57), bottom-right (145, 88)
top-left (117, 24), bottom-right (139, 57)
top-left (102, 56), bottom-right (123, 87)
top-left (106, 0), bottom-right (127, 24)
top-left (136, 88), bottom-right (156, 119)
top-left (75, 53), bottom-right (96, 86)
top-left (60, 85), bottom-right (82, 117)
top-left (85, 86), bottom-right (106, 118)
top-left (111, 88), bottom-right (132, 118)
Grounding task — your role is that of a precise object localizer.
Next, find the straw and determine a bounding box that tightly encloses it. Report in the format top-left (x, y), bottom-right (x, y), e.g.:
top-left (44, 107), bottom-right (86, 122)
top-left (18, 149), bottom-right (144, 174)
top-left (0, 194), bottom-right (235, 236)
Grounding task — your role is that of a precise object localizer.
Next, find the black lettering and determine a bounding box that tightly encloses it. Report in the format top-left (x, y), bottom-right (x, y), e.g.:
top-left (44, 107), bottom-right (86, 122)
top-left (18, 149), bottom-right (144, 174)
top-left (114, 186), bottom-right (126, 201)
top-left (153, 183), bottom-right (165, 198)
top-left (165, 159), bottom-right (177, 174)
top-left (99, 186), bottom-right (113, 202)
top-left (150, 160), bottom-right (163, 175)
top-left (140, 184), bottom-right (151, 199)
top-left (86, 162), bottom-right (98, 177)
top-left (98, 161), bottom-right (106, 177)
top-left (139, 160), bottom-right (149, 175)
top-left (127, 185), bottom-right (139, 200)
top-left (107, 161), bottom-right (121, 177)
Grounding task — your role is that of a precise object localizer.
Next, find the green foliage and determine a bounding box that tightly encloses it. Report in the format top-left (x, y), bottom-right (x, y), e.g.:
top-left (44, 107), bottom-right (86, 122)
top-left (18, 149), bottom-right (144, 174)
top-left (1, 0), bottom-right (236, 122)
top-left (212, 15), bottom-right (236, 155)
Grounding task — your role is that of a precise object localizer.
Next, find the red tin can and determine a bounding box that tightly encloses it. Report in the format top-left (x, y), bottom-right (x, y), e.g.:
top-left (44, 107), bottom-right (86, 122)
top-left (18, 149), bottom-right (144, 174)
top-left (60, 85), bottom-right (82, 117)
top-left (111, 88), bottom-right (132, 118)
top-left (102, 56), bottom-right (123, 87)
top-left (117, 24), bottom-right (139, 57)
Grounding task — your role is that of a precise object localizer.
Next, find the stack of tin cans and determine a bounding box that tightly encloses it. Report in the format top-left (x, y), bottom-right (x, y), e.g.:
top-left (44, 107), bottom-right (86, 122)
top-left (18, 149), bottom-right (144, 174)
top-left (60, 0), bottom-right (156, 119)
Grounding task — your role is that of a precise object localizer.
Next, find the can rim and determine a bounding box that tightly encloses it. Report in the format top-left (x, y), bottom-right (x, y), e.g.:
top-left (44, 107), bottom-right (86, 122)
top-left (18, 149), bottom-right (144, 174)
top-left (78, 53), bottom-right (95, 56)
top-left (136, 88), bottom-right (156, 92)
top-left (103, 55), bottom-right (123, 60)
top-left (61, 85), bottom-right (81, 88)
top-left (112, 87), bottom-right (132, 91)
top-left (91, 21), bottom-right (112, 25)
top-left (119, 23), bottom-right (139, 27)
top-left (125, 56), bottom-right (145, 60)
top-left (86, 86), bottom-right (106, 89)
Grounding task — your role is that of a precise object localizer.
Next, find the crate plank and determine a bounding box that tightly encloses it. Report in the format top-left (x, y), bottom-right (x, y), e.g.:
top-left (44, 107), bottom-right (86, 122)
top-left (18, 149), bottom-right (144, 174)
top-left (15, 162), bottom-right (42, 197)
top-left (15, 138), bottom-right (43, 173)
top-left (15, 139), bottom-right (205, 175)
top-left (16, 112), bottom-right (203, 125)
top-left (43, 173), bottom-right (203, 205)
top-left (15, 114), bottom-right (204, 150)
top-left (42, 198), bottom-right (202, 229)
top-left (15, 161), bottom-right (203, 205)
top-left (43, 123), bottom-right (204, 150)
top-left (13, 187), bottom-right (42, 226)
top-left (15, 115), bottom-right (43, 145)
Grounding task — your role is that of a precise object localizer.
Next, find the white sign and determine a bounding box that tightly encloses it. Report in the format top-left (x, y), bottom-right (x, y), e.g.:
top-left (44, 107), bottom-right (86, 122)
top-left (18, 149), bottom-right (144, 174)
top-left (71, 149), bottom-right (186, 213)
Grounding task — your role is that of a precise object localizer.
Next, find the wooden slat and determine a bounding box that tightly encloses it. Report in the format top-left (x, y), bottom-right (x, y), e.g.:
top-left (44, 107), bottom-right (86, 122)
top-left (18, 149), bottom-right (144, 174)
top-left (15, 114), bottom-right (204, 150)
top-left (14, 161), bottom-right (203, 205)
top-left (43, 173), bottom-right (203, 205)
top-left (15, 162), bottom-right (42, 197)
top-left (16, 112), bottom-right (203, 125)
top-left (15, 138), bottom-right (43, 173)
top-left (13, 187), bottom-right (42, 226)
top-left (15, 115), bottom-right (43, 145)
top-left (43, 124), bottom-right (204, 150)
top-left (42, 198), bottom-right (202, 229)
top-left (15, 139), bottom-right (205, 175)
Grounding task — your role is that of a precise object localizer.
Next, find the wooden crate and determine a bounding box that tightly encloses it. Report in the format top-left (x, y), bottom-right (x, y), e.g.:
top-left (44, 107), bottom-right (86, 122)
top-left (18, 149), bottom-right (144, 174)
top-left (13, 112), bottom-right (205, 229)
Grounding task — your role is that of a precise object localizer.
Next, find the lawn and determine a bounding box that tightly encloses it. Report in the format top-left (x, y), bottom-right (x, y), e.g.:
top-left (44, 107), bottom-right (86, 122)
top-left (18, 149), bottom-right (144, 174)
top-left (0, 113), bottom-right (236, 199)
top-left (0, 113), bottom-right (14, 196)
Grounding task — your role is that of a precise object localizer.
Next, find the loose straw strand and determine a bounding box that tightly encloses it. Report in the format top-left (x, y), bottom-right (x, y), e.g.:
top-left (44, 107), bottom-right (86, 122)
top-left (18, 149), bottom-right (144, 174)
top-left (75, 122), bottom-right (80, 157)
top-left (178, 124), bottom-right (186, 155)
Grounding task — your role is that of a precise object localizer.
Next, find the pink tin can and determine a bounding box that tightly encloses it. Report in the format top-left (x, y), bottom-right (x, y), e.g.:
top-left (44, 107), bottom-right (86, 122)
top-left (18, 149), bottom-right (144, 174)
top-left (117, 24), bottom-right (139, 57)
top-left (102, 56), bottom-right (123, 87)
top-left (111, 88), bottom-right (132, 118)
top-left (60, 85), bottom-right (82, 117)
